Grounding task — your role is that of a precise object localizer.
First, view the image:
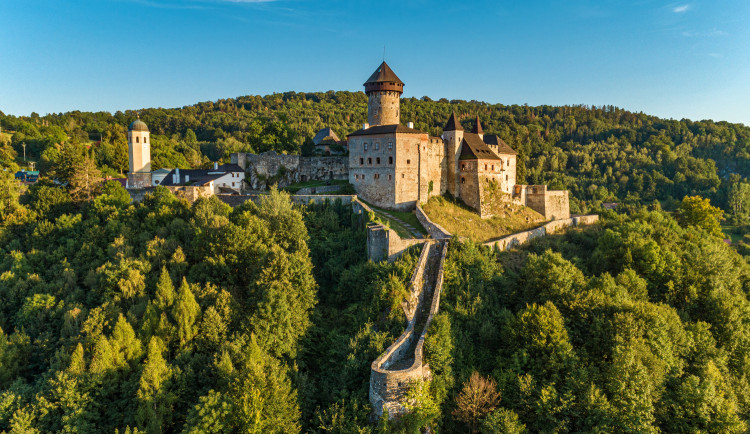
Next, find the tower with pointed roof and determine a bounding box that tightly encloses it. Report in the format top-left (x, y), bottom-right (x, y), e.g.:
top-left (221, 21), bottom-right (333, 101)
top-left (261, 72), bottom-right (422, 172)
top-left (364, 61), bottom-right (404, 126)
top-left (127, 116), bottom-right (152, 188)
top-left (443, 112), bottom-right (464, 197)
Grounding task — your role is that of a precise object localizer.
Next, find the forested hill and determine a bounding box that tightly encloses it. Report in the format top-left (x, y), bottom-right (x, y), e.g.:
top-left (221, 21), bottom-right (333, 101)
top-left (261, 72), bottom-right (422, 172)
top-left (3, 91), bottom-right (750, 213)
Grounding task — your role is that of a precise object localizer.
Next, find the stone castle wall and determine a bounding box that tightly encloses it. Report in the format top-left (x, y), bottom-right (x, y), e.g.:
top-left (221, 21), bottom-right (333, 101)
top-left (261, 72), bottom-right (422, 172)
top-left (418, 137), bottom-right (446, 204)
top-left (484, 214), bottom-right (600, 251)
top-left (370, 241), bottom-right (448, 418)
top-left (415, 203), bottom-right (452, 240)
top-left (231, 151), bottom-right (348, 191)
top-left (517, 185), bottom-right (570, 220)
top-left (348, 135), bottom-right (397, 209)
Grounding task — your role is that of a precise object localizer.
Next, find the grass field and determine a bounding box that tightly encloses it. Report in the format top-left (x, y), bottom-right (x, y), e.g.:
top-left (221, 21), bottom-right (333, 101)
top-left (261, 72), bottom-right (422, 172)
top-left (421, 195), bottom-right (545, 242)
top-left (359, 200), bottom-right (428, 239)
top-left (721, 224), bottom-right (748, 243)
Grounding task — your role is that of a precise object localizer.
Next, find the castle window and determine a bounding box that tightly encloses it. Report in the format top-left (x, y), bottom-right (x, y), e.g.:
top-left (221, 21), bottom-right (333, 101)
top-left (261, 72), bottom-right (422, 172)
top-left (402, 174), bottom-right (405, 178)
top-left (360, 158), bottom-right (364, 165)
top-left (375, 174), bottom-right (380, 180)
top-left (461, 163), bottom-right (466, 170)
top-left (506, 175), bottom-right (509, 181)
top-left (375, 142), bottom-right (380, 150)
top-left (376, 157), bottom-right (380, 164)
top-left (491, 165), bottom-right (494, 171)
top-left (368, 158), bottom-right (372, 165)
top-left (388, 141), bottom-right (393, 150)
top-left (144, 137), bottom-right (148, 143)
top-left (407, 159), bottom-right (410, 165)
top-left (136, 136), bottom-right (139, 143)
top-left (461, 177), bottom-right (465, 184)
top-left (388, 174), bottom-right (392, 180)
top-left (364, 143), bottom-right (368, 151)
top-left (388, 156), bottom-right (393, 164)
top-left (484, 164), bottom-right (487, 170)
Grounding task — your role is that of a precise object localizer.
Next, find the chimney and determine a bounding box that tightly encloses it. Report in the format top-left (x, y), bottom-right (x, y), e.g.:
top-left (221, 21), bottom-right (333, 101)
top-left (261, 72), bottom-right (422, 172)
top-left (213, 162), bottom-right (218, 170)
top-left (363, 122), bottom-right (369, 130)
top-left (407, 121), bottom-right (414, 129)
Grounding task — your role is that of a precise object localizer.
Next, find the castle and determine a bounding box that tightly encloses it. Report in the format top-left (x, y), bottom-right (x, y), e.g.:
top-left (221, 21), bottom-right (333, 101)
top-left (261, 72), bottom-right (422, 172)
top-left (345, 62), bottom-right (569, 219)
top-left (124, 61), bottom-right (568, 220)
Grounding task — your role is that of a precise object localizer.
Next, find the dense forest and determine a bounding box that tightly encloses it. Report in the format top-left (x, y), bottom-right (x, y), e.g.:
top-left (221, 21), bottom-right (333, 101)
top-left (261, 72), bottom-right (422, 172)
top-left (0, 184), bottom-right (426, 431)
top-left (2, 180), bottom-right (750, 431)
top-left (4, 92), bottom-right (750, 431)
top-left (3, 91), bottom-right (750, 217)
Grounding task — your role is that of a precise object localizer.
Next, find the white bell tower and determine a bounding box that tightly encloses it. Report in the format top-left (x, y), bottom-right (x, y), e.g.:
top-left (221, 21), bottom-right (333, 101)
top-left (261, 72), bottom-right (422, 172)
top-left (127, 115), bottom-right (152, 188)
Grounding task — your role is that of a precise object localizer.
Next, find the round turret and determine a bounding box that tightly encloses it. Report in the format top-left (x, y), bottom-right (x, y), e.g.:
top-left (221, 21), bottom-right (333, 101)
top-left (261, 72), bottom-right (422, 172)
top-left (364, 61), bottom-right (404, 94)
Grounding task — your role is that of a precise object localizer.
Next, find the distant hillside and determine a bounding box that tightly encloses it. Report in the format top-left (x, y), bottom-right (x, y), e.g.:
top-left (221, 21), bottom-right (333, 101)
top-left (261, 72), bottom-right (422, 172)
top-left (3, 91), bottom-right (750, 215)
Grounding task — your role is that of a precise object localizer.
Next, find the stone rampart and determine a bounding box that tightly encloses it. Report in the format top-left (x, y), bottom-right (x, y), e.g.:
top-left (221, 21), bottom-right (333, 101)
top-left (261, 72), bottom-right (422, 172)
top-left (484, 214), bottom-right (600, 250)
top-left (293, 185), bottom-right (343, 195)
top-left (370, 242), bottom-right (448, 418)
top-left (415, 203), bottom-right (452, 240)
top-left (127, 186), bottom-right (213, 203)
top-left (366, 222), bottom-right (425, 263)
top-left (216, 194), bottom-right (357, 208)
top-left (231, 151), bottom-right (348, 190)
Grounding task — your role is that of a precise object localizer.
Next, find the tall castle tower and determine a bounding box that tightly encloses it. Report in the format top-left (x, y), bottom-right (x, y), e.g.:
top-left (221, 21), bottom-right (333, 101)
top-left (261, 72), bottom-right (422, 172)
top-left (364, 61), bottom-right (404, 126)
top-left (127, 116), bottom-right (152, 188)
top-left (443, 112), bottom-right (464, 197)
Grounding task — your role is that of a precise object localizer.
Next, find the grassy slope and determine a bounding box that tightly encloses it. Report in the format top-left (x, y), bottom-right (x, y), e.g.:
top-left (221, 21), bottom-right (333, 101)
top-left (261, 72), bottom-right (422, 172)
top-left (421, 195), bottom-right (545, 242)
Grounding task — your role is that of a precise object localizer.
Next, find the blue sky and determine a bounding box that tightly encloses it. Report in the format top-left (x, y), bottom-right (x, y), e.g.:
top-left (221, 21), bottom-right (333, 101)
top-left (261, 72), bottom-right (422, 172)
top-left (1, 0), bottom-right (749, 125)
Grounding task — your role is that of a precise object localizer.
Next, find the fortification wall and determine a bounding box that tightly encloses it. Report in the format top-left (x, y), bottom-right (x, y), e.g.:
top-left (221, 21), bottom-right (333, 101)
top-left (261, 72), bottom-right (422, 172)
top-left (520, 185), bottom-right (570, 220)
top-left (484, 214), bottom-right (600, 250)
top-left (127, 186), bottom-right (213, 203)
top-left (418, 136), bottom-right (445, 203)
top-left (293, 185), bottom-right (342, 195)
top-left (366, 221), bottom-right (425, 263)
top-left (415, 203), bottom-right (452, 239)
top-left (216, 193), bottom-right (357, 208)
top-left (370, 242), bottom-right (448, 418)
top-left (545, 190), bottom-right (570, 220)
top-left (231, 151), bottom-right (348, 190)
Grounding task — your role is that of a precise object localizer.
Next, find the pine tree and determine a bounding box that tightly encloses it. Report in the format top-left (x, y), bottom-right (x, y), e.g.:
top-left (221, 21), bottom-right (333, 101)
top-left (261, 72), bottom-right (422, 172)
top-left (136, 337), bottom-right (173, 432)
top-left (155, 267), bottom-right (175, 311)
top-left (173, 278), bottom-right (201, 348)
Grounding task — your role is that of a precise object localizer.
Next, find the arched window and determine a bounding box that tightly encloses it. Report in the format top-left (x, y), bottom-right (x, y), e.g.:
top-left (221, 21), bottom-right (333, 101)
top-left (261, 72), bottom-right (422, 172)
top-left (144, 137), bottom-right (148, 143)
top-left (136, 136), bottom-right (139, 143)
top-left (484, 164), bottom-right (487, 170)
